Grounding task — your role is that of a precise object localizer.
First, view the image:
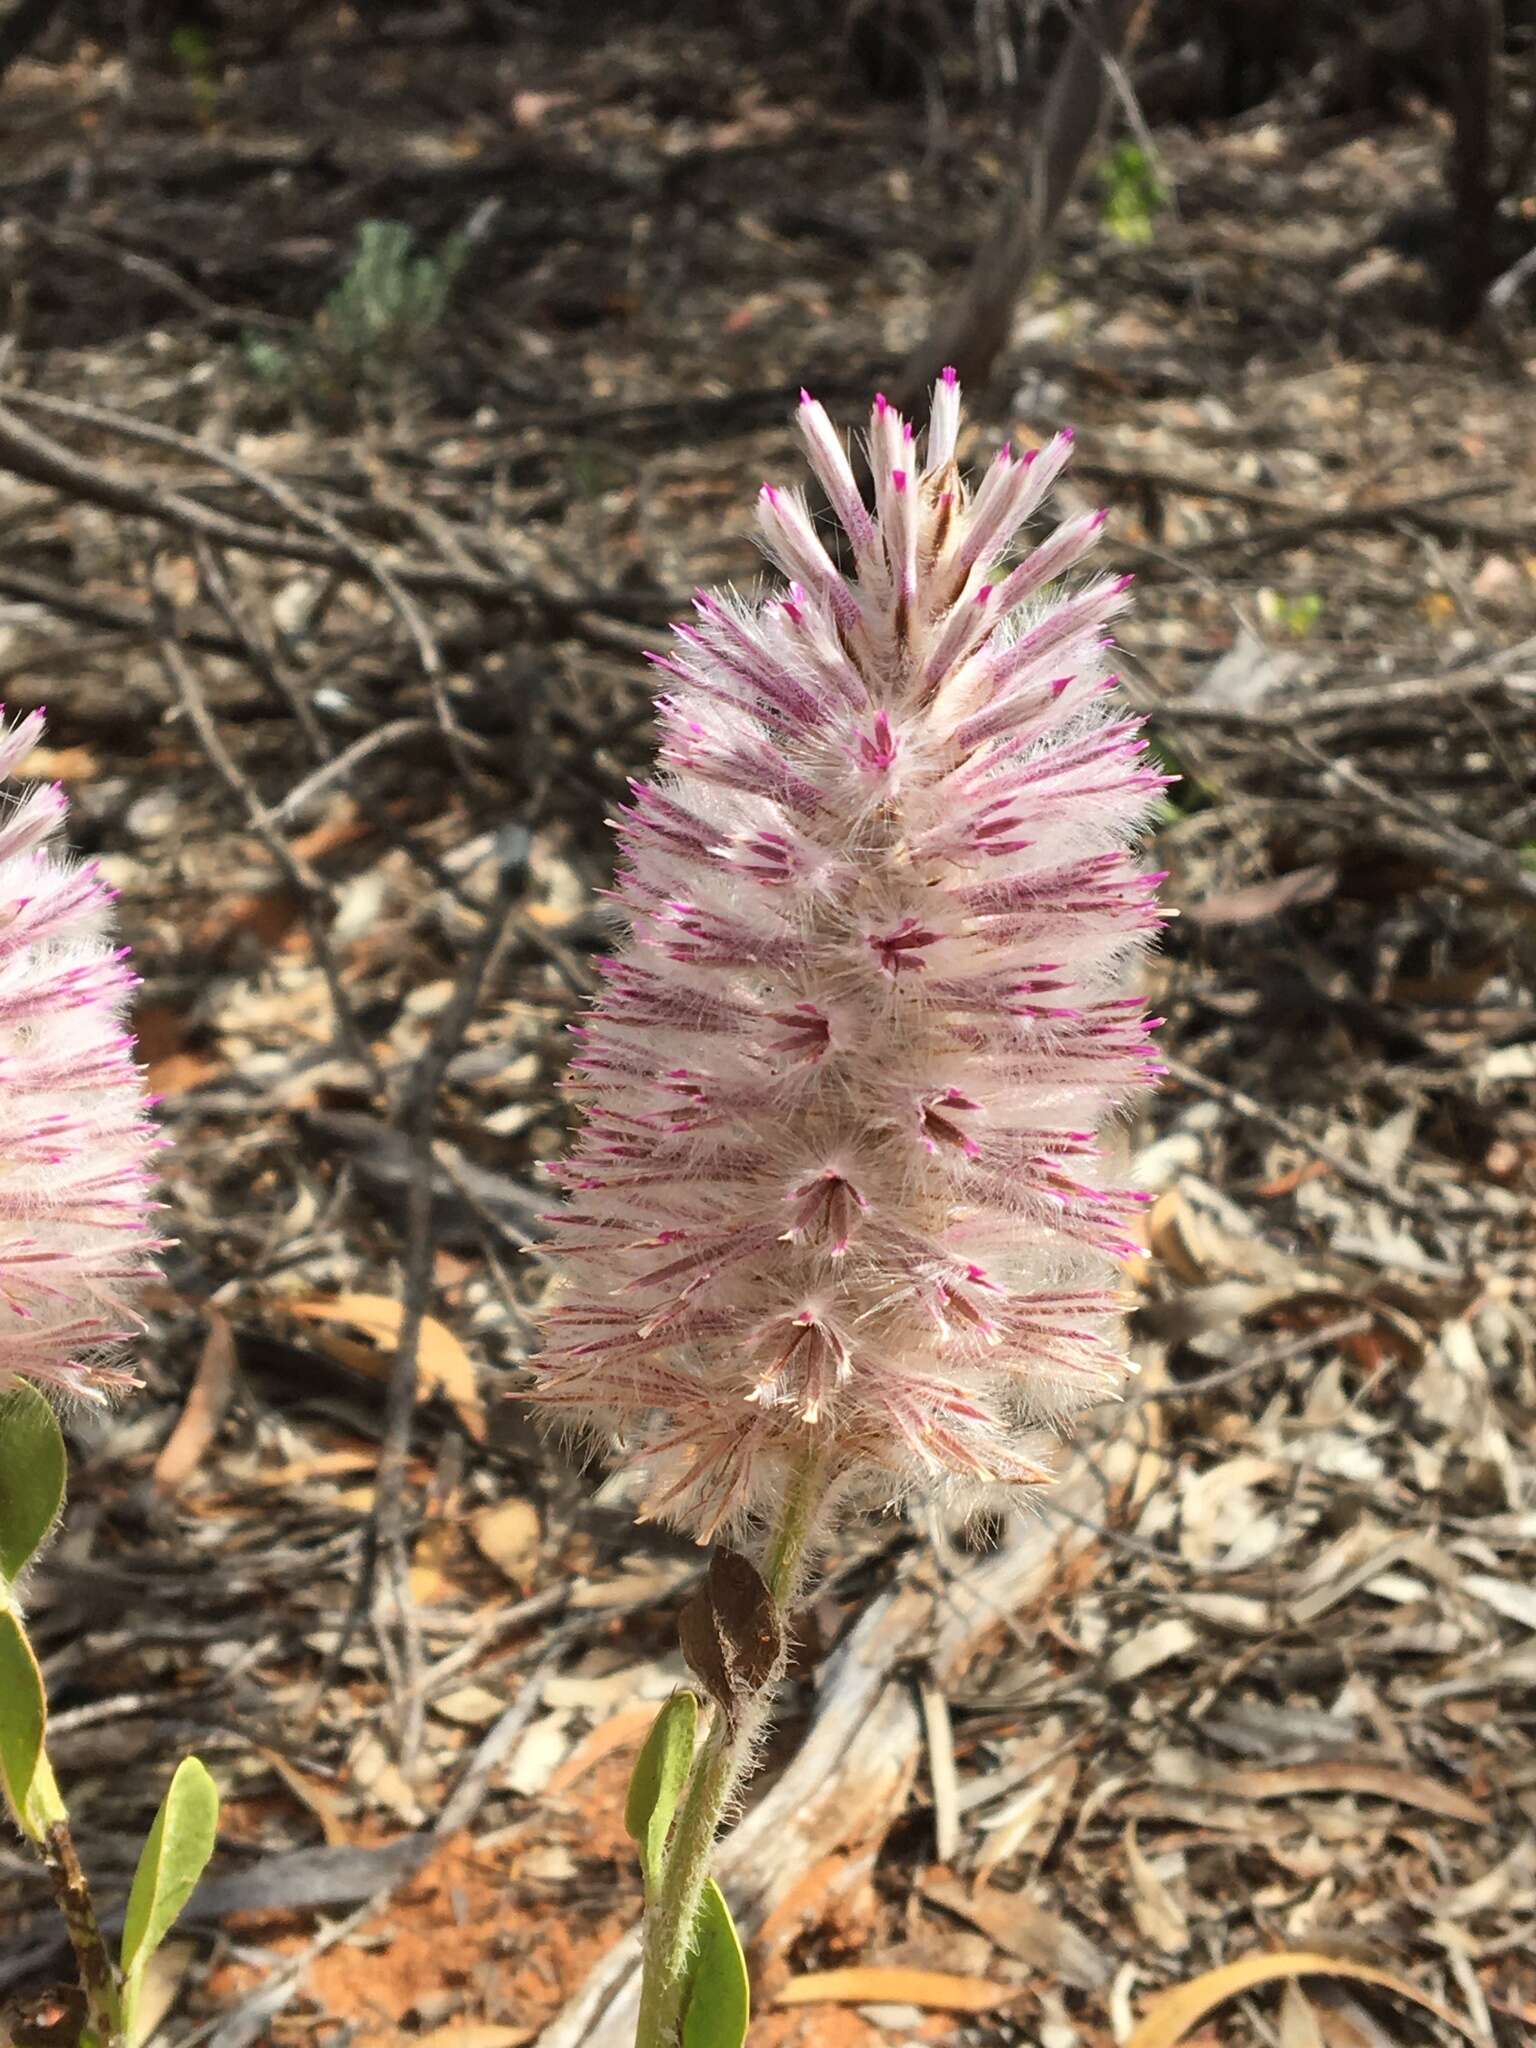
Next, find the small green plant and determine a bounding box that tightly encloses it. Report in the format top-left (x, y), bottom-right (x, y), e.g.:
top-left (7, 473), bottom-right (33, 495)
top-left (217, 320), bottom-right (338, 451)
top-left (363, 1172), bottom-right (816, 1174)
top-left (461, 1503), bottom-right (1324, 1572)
top-left (168, 25), bottom-right (220, 123)
top-left (1099, 141), bottom-right (1166, 247)
top-left (1258, 587), bottom-right (1324, 639)
top-left (243, 219), bottom-right (468, 420)
top-left (1, 1385), bottom-right (219, 2047)
top-left (317, 219), bottom-right (467, 378)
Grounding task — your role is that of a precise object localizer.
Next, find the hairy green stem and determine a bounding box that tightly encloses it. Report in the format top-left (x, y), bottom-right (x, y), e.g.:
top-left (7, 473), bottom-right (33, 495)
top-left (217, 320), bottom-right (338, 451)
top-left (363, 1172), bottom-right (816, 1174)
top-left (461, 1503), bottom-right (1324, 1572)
top-left (762, 1452), bottom-right (829, 1610)
top-left (633, 1452), bottom-right (828, 2048)
top-left (30, 1756), bottom-right (124, 2048)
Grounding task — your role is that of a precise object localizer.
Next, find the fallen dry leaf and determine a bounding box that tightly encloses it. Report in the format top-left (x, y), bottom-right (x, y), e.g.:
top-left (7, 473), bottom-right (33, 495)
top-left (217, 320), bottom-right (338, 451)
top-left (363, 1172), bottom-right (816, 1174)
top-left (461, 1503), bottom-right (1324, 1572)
top-left (923, 1875), bottom-right (1107, 1991)
top-left (134, 1001), bottom-right (219, 1096)
top-left (349, 1728), bottom-right (427, 1826)
top-left (1185, 863), bottom-right (1337, 926)
top-left (1254, 1158), bottom-right (1332, 1199)
top-left (1125, 1822), bottom-right (1190, 1954)
top-left (256, 1745), bottom-right (353, 1847)
top-left (126, 1937), bottom-right (197, 2046)
top-left (286, 1292), bottom-right (486, 1441)
top-left (544, 1700), bottom-right (659, 1798)
top-left (430, 1684), bottom-right (506, 1729)
top-left (195, 884), bottom-right (308, 956)
top-left (1126, 1950), bottom-right (1478, 2048)
top-left (472, 1497), bottom-right (542, 1584)
top-left (1146, 1177), bottom-right (1302, 1288)
top-left (1279, 1979), bottom-right (1326, 2048)
top-left (411, 1519), bottom-right (473, 1605)
top-left (1104, 1618), bottom-right (1198, 1683)
top-left (776, 1967), bottom-right (1022, 2014)
top-left (288, 804), bottom-right (373, 865)
top-left (972, 1753), bottom-right (1081, 1887)
top-left (247, 1448), bottom-right (381, 1487)
top-left (153, 1306), bottom-right (238, 1495)
top-left (15, 741), bottom-right (99, 781)
top-left (1197, 1762), bottom-right (1489, 1827)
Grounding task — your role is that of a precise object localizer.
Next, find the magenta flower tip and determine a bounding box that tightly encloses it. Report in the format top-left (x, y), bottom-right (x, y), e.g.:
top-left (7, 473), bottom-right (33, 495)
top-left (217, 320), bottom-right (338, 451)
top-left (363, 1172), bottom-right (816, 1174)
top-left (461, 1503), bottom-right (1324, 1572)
top-left (531, 382), bottom-right (1166, 1539)
top-left (941, 365), bottom-right (958, 386)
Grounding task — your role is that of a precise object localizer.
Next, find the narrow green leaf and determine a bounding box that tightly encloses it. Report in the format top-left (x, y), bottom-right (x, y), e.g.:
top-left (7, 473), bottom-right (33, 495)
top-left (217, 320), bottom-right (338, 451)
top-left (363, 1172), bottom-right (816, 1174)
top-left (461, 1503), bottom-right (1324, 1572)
top-left (120, 1757), bottom-right (219, 1980)
top-left (0, 1609), bottom-right (46, 1826)
top-left (681, 1879), bottom-right (749, 2048)
top-left (624, 1690), bottom-right (697, 1884)
top-left (0, 1383), bottom-right (67, 1584)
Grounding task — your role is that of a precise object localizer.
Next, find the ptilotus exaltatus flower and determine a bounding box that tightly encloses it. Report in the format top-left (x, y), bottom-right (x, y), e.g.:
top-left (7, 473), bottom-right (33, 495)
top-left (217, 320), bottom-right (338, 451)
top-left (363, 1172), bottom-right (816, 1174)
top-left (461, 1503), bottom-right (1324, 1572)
top-left (531, 376), bottom-right (1166, 1540)
top-left (0, 708), bottom-right (161, 1404)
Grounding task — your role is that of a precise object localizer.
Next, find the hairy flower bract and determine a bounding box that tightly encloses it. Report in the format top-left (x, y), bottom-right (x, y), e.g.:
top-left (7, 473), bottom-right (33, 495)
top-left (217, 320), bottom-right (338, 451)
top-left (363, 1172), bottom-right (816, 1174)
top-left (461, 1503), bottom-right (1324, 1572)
top-left (0, 710), bottom-right (160, 1403)
top-left (531, 379), bottom-right (1165, 1538)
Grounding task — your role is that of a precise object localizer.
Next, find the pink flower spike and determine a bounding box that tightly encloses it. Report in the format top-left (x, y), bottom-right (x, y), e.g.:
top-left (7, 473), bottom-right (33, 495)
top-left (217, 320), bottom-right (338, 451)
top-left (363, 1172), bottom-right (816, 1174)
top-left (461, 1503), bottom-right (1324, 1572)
top-left (0, 713), bottom-right (160, 1407)
top-left (530, 385), bottom-right (1165, 1540)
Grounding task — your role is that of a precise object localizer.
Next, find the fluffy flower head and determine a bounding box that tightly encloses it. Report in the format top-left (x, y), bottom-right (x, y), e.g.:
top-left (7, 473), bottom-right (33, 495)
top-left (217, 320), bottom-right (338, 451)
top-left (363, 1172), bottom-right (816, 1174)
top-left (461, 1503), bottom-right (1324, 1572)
top-left (0, 710), bottom-right (160, 1403)
top-left (531, 378), bottom-right (1165, 1538)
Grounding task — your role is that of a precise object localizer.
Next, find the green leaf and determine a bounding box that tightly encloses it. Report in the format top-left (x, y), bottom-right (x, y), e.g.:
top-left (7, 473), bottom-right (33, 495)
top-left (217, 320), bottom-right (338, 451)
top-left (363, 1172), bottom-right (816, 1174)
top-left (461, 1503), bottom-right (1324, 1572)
top-left (624, 1690), bottom-right (697, 1884)
top-left (120, 1757), bottom-right (219, 1981)
top-left (681, 1879), bottom-right (749, 2048)
top-left (0, 1382), bottom-right (66, 1585)
top-left (1099, 140), bottom-right (1166, 247)
top-left (0, 1609), bottom-right (46, 1825)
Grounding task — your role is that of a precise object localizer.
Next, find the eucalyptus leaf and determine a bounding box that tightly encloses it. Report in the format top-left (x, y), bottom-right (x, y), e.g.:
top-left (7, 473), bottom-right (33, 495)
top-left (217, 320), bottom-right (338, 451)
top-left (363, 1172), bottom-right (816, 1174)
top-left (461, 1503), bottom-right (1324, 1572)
top-left (121, 1757), bottom-right (219, 1982)
top-left (0, 1382), bottom-right (66, 1584)
top-left (624, 1690), bottom-right (697, 1884)
top-left (681, 1878), bottom-right (749, 2048)
top-left (0, 1609), bottom-right (46, 1825)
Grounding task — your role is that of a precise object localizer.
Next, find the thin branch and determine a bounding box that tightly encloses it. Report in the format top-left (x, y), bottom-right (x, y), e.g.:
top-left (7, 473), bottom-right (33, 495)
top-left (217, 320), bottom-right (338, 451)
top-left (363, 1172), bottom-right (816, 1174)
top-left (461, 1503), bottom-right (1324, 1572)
top-left (1130, 1311), bottom-right (1378, 1405)
top-left (1160, 1053), bottom-right (1492, 1227)
top-left (349, 840), bottom-right (530, 1764)
top-left (156, 634), bottom-right (385, 1090)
